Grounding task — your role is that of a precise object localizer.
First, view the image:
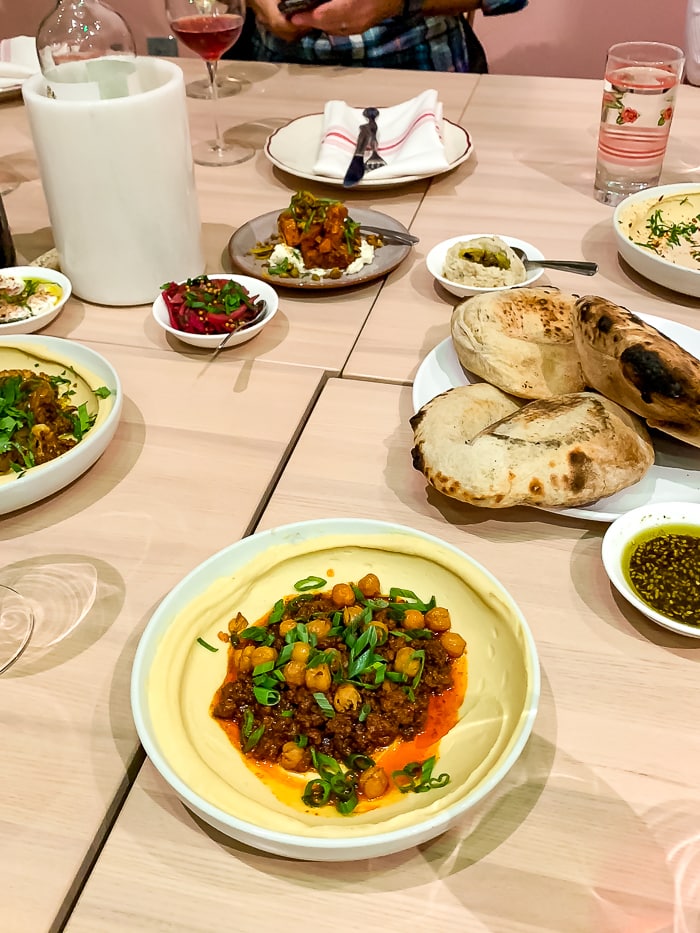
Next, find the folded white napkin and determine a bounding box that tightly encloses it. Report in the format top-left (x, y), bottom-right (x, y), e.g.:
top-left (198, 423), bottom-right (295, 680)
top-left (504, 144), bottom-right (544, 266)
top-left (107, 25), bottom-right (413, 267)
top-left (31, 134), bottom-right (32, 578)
top-left (312, 89), bottom-right (450, 181)
top-left (0, 36), bottom-right (40, 90)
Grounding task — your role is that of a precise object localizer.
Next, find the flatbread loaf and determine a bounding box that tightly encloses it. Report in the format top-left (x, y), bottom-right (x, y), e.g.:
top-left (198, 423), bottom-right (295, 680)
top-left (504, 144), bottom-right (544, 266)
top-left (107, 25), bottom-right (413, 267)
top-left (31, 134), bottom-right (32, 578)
top-left (450, 287), bottom-right (585, 399)
top-left (410, 385), bottom-right (654, 509)
top-left (573, 296), bottom-right (700, 447)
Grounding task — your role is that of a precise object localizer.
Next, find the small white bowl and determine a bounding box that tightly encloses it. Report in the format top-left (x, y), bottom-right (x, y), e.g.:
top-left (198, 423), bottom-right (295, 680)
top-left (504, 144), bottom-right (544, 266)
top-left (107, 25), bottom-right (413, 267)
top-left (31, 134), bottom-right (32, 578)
top-left (602, 501), bottom-right (700, 638)
top-left (613, 183), bottom-right (700, 297)
top-left (0, 266), bottom-right (71, 334)
top-left (426, 234), bottom-right (545, 299)
top-left (152, 274), bottom-right (279, 350)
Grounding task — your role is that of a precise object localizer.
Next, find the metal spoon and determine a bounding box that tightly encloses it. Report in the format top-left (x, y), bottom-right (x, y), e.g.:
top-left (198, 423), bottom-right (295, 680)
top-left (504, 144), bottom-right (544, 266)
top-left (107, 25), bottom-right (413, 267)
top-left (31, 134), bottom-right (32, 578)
top-left (512, 247), bottom-right (598, 276)
top-left (210, 300), bottom-right (267, 361)
top-left (359, 224), bottom-right (419, 246)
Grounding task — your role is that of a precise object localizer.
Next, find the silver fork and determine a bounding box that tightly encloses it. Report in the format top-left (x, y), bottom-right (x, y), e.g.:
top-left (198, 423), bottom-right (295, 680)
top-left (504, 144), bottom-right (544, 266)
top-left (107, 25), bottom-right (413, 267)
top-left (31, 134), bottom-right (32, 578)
top-left (362, 107), bottom-right (387, 172)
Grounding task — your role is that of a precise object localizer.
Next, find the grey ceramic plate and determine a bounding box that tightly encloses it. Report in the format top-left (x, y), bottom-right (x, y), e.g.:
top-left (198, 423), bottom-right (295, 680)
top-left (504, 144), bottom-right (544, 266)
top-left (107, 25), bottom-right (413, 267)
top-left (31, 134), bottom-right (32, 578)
top-left (227, 207), bottom-right (413, 290)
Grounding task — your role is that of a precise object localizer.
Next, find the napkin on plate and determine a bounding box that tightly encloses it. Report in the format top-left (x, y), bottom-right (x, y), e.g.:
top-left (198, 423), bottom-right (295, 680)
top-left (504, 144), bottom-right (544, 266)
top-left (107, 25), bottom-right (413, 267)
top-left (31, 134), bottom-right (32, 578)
top-left (312, 89), bottom-right (450, 181)
top-left (0, 36), bottom-right (40, 91)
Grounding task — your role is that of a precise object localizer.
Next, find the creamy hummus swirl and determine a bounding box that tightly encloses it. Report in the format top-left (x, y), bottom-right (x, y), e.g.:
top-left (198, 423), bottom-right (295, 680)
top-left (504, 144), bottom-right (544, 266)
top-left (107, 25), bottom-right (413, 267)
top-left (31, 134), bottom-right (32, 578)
top-left (147, 532), bottom-right (536, 838)
top-left (618, 192), bottom-right (700, 270)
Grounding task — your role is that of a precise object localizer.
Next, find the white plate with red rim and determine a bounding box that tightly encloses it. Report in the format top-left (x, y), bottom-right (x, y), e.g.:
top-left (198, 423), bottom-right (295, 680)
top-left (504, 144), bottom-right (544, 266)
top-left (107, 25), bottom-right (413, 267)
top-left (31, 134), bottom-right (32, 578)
top-left (412, 314), bottom-right (700, 523)
top-left (265, 112), bottom-right (473, 188)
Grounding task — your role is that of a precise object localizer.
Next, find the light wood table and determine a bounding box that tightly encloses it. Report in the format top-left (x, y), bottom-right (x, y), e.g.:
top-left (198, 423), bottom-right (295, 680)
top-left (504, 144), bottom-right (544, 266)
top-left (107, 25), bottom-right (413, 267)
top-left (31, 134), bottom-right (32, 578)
top-left (64, 377), bottom-right (700, 933)
top-left (346, 75), bottom-right (700, 384)
top-left (0, 349), bottom-right (323, 933)
top-left (5, 63), bottom-right (700, 933)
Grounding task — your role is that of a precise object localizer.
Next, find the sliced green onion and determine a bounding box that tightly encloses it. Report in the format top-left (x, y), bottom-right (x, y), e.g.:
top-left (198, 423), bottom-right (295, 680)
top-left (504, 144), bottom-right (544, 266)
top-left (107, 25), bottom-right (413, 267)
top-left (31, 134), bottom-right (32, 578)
top-left (241, 626), bottom-right (275, 645)
top-left (302, 779), bottom-right (331, 808)
top-left (268, 598), bottom-right (286, 624)
top-left (196, 637), bottom-right (218, 652)
top-left (294, 575), bottom-right (326, 592)
top-left (253, 685), bottom-right (281, 705)
top-left (345, 753), bottom-right (374, 771)
top-left (313, 692), bottom-right (335, 717)
top-left (392, 756), bottom-right (450, 794)
top-left (280, 709), bottom-right (294, 718)
top-left (296, 734), bottom-right (309, 747)
top-left (242, 724), bottom-right (265, 752)
top-left (252, 660), bottom-right (275, 677)
top-left (358, 702), bottom-right (371, 723)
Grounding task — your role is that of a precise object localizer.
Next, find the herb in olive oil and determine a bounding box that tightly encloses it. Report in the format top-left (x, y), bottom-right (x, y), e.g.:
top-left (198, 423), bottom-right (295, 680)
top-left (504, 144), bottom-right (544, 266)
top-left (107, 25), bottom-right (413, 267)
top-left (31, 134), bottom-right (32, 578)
top-left (623, 524), bottom-right (700, 625)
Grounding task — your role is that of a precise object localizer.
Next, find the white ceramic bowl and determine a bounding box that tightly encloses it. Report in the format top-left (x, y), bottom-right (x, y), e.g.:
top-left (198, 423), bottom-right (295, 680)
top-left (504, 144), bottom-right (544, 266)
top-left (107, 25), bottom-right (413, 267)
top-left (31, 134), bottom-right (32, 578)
top-left (131, 517), bottom-right (540, 861)
top-left (613, 183), bottom-right (700, 297)
top-left (152, 274), bottom-right (278, 349)
top-left (426, 234), bottom-right (545, 299)
top-left (0, 335), bottom-right (121, 514)
top-left (0, 266), bottom-right (72, 334)
top-left (602, 501), bottom-right (700, 638)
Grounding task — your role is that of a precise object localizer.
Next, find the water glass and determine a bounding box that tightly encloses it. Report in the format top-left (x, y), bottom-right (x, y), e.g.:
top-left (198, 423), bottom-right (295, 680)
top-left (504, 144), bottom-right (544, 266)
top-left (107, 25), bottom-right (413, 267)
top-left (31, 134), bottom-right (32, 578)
top-left (594, 41), bottom-right (685, 206)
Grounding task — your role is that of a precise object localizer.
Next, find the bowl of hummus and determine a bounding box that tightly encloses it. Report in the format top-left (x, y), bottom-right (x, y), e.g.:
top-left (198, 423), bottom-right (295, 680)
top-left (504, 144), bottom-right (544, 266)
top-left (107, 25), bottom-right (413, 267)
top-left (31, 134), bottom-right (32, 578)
top-left (426, 234), bottom-right (545, 299)
top-left (131, 517), bottom-right (540, 861)
top-left (613, 184), bottom-right (700, 297)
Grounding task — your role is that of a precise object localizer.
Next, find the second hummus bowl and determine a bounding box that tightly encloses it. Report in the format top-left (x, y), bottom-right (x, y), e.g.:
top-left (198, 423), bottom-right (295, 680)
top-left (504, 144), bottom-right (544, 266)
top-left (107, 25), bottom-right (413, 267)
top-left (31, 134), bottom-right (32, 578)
top-left (613, 182), bottom-right (700, 297)
top-left (131, 517), bottom-right (540, 861)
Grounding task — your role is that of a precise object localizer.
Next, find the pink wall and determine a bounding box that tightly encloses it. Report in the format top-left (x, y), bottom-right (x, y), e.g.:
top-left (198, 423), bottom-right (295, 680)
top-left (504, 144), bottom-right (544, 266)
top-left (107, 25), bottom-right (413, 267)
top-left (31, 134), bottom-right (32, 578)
top-left (477, 0), bottom-right (686, 79)
top-left (0, 0), bottom-right (689, 78)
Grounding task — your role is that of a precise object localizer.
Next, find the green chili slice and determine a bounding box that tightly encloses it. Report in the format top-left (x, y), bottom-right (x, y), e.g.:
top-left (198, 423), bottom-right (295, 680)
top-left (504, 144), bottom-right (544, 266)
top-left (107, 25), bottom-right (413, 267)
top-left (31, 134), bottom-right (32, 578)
top-left (294, 575), bottom-right (327, 592)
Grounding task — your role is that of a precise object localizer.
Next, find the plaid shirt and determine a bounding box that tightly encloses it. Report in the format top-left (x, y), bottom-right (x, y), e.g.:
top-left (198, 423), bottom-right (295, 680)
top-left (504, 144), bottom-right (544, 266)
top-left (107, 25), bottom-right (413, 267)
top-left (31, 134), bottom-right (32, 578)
top-left (251, 0), bottom-right (527, 72)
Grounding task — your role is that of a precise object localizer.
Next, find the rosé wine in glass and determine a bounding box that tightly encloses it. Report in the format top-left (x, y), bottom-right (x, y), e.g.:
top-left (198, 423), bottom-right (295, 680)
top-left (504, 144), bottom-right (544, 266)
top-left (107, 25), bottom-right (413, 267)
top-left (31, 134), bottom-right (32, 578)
top-left (165, 0), bottom-right (252, 167)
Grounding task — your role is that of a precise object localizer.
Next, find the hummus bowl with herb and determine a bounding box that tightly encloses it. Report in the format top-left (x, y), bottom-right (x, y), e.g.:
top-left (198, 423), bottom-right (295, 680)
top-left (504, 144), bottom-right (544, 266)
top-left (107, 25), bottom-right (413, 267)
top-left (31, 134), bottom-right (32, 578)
top-left (131, 518), bottom-right (540, 860)
top-left (0, 335), bottom-right (120, 514)
top-left (614, 183), bottom-right (700, 297)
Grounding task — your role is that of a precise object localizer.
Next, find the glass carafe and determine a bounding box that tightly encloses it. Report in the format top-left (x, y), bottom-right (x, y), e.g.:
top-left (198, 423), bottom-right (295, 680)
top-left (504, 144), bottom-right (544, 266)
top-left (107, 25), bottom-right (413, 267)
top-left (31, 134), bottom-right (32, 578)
top-left (36, 0), bottom-right (141, 100)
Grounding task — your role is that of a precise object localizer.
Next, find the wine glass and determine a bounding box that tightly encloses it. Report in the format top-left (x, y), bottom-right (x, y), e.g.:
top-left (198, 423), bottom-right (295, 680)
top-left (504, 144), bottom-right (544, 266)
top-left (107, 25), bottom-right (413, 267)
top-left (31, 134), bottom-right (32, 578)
top-left (165, 0), bottom-right (254, 167)
top-left (0, 584), bottom-right (34, 675)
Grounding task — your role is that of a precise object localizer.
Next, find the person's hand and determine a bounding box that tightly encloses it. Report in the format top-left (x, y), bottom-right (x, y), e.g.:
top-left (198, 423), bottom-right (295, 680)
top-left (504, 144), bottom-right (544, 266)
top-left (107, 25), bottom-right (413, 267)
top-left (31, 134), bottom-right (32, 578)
top-left (289, 0), bottom-right (403, 36)
top-left (248, 0), bottom-right (311, 41)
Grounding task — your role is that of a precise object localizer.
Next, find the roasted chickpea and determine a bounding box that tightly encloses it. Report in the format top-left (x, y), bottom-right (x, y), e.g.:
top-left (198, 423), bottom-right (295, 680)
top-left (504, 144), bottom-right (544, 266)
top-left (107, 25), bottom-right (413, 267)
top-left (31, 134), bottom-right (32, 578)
top-left (278, 618), bottom-right (297, 637)
top-left (279, 742), bottom-right (311, 772)
top-left (394, 645), bottom-right (421, 677)
top-left (228, 612), bottom-right (248, 634)
top-left (331, 583), bottom-right (355, 608)
top-left (440, 631), bottom-right (466, 658)
top-left (357, 573), bottom-right (381, 598)
top-left (358, 765), bottom-right (390, 800)
top-left (401, 609), bottom-right (425, 630)
top-left (333, 683), bottom-right (361, 713)
top-left (425, 606), bottom-right (451, 633)
top-left (291, 641), bottom-right (310, 663)
top-left (305, 663), bottom-right (331, 692)
top-left (283, 660), bottom-right (306, 686)
top-left (396, 650), bottom-right (422, 679)
top-left (343, 604), bottom-right (364, 626)
top-left (237, 644), bottom-right (255, 674)
top-left (307, 617), bottom-right (331, 640)
top-left (251, 645), bottom-right (278, 667)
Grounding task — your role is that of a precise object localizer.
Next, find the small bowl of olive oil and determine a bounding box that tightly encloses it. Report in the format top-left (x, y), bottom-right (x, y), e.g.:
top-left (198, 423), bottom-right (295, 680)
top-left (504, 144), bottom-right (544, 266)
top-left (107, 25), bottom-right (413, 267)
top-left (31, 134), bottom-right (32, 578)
top-left (602, 502), bottom-right (700, 638)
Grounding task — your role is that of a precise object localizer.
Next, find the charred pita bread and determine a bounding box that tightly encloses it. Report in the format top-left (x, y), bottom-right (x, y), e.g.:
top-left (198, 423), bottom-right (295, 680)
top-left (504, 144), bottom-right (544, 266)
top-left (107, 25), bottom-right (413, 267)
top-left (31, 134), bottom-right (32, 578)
top-left (450, 287), bottom-right (585, 399)
top-left (573, 295), bottom-right (700, 447)
top-left (410, 385), bottom-right (654, 509)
